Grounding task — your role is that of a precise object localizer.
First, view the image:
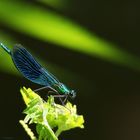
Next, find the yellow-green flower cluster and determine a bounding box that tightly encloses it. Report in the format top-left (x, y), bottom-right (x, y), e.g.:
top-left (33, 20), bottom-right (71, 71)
top-left (20, 87), bottom-right (84, 140)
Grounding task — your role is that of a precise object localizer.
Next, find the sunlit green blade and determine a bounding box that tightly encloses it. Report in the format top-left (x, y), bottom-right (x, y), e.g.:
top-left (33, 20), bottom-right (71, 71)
top-left (0, 1), bottom-right (140, 70)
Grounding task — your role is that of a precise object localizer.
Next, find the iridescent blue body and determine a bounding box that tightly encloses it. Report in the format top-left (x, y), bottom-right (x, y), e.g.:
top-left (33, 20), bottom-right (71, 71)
top-left (0, 43), bottom-right (76, 98)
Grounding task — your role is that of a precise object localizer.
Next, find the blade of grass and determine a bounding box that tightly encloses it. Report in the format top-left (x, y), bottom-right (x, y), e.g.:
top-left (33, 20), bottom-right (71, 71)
top-left (0, 1), bottom-right (140, 70)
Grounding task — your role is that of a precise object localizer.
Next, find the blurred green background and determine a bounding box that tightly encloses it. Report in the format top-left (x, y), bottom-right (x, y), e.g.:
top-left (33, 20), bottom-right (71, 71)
top-left (0, 0), bottom-right (140, 140)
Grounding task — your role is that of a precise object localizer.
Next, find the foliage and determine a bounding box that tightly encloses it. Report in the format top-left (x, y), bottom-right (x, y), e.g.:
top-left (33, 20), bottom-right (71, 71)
top-left (20, 87), bottom-right (84, 140)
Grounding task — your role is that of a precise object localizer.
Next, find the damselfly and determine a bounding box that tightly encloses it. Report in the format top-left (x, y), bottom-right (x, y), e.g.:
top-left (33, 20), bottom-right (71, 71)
top-left (0, 43), bottom-right (76, 103)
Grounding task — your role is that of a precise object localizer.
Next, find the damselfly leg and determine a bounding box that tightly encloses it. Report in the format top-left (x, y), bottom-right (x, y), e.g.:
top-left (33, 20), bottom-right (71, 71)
top-left (34, 86), bottom-right (57, 93)
top-left (34, 86), bottom-right (68, 105)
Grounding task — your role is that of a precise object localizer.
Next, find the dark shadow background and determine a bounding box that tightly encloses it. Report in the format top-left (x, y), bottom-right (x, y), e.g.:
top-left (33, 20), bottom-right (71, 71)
top-left (0, 0), bottom-right (140, 140)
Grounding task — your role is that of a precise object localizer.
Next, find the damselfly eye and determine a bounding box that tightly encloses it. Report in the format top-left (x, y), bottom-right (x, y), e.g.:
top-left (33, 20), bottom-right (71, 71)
top-left (70, 90), bottom-right (76, 99)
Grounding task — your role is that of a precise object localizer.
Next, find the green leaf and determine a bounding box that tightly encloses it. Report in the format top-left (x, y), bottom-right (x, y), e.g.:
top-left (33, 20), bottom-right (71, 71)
top-left (19, 120), bottom-right (37, 140)
top-left (0, 1), bottom-right (140, 70)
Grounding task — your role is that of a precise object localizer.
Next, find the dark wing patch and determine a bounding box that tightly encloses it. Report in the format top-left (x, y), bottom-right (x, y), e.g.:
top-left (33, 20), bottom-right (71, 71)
top-left (11, 44), bottom-right (50, 86)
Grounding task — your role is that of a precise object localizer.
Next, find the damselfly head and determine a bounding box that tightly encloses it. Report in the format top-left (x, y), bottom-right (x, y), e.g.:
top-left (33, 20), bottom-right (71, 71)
top-left (59, 83), bottom-right (76, 98)
top-left (69, 90), bottom-right (76, 99)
